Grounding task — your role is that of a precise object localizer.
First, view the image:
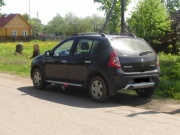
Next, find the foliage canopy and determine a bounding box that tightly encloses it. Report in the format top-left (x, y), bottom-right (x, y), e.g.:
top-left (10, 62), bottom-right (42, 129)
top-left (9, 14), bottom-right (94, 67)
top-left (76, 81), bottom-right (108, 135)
top-left (163, 0), bottom-right (180, 13)
top-left (0, 0), bottom-right (5, 10)
top-left (94, 0), bottom-right (131, 33)
top-left (127, 0), bottom-right (171, 44)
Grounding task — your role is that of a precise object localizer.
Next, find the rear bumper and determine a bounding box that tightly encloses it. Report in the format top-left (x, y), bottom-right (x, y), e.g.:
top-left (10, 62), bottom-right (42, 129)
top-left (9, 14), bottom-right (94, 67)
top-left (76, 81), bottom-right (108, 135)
top-left (107, 71), bottom-right (160, 95)
top-left (124, 82), bottom-right (155, 90)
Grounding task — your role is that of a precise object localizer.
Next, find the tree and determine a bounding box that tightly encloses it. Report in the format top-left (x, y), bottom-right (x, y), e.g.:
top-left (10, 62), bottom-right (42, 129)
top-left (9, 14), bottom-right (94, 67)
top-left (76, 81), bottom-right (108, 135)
top-left (63, 12), bottom-right (80, 35)
top-left (45, 14), bottom-right (65, 35)
top-left (0, 0), bottom-right (5, 10)
top-left (94, 0), bottom-right (131, 33)
top-left (43, 12), bottom-right (105, 36)
top-left (22, 13), bottom-right (30, 22)
top-left (163, 0), bottom-right (180, 13)
top-left (98, 0), bottom-right (117, 33)
top-left (77, 17), bottom-right (94, 33)
top-left (90, 14), bottom-right (105, 32)
top-left (31, 18), bottom-right (43, 35)
top-left (127, 0), bottom-right (171, 44)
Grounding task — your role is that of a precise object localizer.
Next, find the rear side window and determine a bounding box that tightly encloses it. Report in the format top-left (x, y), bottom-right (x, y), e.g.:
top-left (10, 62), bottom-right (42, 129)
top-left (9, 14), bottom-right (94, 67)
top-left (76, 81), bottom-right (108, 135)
top-left (90, 41), bottom-right (101, 55)
top-left (74, 39), bottom-right (93, 55)
top-left (109, 38), bottom-right (154, 55)
top-left (74, 39), bottom-right (103, 55)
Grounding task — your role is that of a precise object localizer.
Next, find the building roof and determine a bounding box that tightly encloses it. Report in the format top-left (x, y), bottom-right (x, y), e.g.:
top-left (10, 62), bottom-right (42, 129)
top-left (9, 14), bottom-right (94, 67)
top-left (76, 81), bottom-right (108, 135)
top-left (0, 14), bottom-right (22, 27)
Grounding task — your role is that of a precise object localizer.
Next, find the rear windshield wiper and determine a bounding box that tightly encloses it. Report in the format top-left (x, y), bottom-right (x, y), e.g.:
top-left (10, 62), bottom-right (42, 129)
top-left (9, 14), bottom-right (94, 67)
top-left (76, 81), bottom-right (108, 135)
top-left (139, 51), bottom-right (153, 56)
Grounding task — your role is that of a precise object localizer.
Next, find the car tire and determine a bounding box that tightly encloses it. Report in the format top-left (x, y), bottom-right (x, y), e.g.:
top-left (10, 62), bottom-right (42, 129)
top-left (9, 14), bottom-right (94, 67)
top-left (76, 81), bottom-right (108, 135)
top-left (89, 76), bottom-right (110, 103)
top-left (136, 87), bottom-right (155, 98)
top-left (32, 68), bottom-right (46, 89)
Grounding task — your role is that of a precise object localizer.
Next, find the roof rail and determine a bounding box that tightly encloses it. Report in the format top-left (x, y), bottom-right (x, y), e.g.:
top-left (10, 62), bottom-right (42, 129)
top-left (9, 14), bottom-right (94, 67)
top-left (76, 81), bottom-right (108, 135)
top-left (100, 33), bottom-right (106, 37)
top-left (74, 32), bottom-right (98, 36)
top-left (73, 32), bottom-right (108, 37)
top-left (119, 33), bottom-right (136, 37)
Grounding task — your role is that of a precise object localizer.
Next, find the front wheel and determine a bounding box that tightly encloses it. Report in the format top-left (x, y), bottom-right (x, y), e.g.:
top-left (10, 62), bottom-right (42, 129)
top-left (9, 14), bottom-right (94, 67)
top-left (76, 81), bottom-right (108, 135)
top-left (136, 87), bottom-right (155, 98)
top-left (32, 68), bottom-right (46, 89)
top-left (89, 76), bottom-right (110, 103)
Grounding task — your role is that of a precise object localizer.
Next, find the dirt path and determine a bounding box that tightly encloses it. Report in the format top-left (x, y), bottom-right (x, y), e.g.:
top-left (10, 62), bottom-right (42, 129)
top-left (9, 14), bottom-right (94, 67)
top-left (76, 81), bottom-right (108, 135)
top-left (1, 72), bottom-right (180, 116)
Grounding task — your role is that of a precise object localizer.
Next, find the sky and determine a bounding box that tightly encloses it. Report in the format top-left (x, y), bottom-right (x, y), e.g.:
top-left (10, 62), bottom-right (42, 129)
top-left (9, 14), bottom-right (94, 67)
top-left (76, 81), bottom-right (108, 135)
top-left (1, 0), bottom-right (137, 25)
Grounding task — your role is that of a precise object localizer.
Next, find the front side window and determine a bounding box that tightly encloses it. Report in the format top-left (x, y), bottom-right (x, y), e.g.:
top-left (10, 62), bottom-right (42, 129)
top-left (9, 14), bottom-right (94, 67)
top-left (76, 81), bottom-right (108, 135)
top-left (54, 40), bottom-right (74, 56)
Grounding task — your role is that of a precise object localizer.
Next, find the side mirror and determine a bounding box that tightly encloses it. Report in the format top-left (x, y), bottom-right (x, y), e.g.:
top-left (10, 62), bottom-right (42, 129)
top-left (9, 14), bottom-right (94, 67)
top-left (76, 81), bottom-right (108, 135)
top-left (45, 50), bottom-right (51, 56)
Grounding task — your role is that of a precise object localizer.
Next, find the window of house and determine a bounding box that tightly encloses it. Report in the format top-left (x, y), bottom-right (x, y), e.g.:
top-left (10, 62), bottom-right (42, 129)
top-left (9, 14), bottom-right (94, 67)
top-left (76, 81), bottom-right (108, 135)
top-left (22, 31), bottom-right (28, 36)
top-left (12, 31), bottom-right (17, 37)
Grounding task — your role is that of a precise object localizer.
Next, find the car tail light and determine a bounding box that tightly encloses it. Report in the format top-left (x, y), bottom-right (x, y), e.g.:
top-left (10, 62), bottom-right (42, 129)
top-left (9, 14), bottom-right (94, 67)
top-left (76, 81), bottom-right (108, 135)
top-left (152, 49), bottom-right (159, 67)
top-left (156, 57), bottom-right (159, 67)
top-left (108, 50), bottom-right (121, 68)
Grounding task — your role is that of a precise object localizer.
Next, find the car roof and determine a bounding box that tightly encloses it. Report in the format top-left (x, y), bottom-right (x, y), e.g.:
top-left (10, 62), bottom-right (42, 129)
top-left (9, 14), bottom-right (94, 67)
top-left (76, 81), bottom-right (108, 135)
top-left (72, 33), bottom-right (137, 40)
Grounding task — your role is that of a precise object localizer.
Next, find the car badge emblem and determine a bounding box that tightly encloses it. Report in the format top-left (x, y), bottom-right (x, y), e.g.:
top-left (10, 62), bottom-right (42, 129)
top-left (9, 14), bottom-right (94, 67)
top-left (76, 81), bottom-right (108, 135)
top-left (141, 59), bottom-right (144, 63)
top-left (141, 59), bottom-right (144, 67)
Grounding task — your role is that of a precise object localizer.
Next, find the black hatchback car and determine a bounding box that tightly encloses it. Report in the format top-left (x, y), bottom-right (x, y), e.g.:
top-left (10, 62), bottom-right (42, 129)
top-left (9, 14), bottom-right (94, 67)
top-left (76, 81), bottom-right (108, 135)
top-left (31, 33), bottom-right (160, 102)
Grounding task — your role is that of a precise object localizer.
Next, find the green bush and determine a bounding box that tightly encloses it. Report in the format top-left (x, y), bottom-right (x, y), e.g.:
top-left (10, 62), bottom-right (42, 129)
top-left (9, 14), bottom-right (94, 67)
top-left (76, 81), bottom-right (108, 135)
top-left (157, 52), bottom-right (180, 99)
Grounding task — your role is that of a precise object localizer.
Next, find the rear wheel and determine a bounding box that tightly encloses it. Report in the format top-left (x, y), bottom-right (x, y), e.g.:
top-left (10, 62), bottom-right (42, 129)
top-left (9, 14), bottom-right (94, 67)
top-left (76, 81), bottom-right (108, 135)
top-left (89, 76), bottom-right (110, 103)
top-left (32, 68), bottom-right (46, 89)
top-left (136, 87), bottom-right (155, 98)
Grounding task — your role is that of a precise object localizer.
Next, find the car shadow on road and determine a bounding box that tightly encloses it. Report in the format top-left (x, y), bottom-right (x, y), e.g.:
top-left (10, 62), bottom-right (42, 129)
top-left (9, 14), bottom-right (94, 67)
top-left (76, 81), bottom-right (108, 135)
top-left (17, 84), bottom-right (152, 109)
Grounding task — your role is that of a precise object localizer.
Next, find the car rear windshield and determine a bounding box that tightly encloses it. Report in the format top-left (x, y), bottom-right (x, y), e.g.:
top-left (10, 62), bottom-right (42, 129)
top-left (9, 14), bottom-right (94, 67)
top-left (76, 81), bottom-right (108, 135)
top-left (109, 38), bottom-right (154, 55)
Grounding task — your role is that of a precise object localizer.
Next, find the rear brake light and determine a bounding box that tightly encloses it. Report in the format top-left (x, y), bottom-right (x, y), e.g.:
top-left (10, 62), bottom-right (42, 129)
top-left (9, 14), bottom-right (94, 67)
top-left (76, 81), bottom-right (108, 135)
top-left (153, 49), bottom-right (159, 67)
top-left (108, 50), bottom-right (121, 68)
top-left (156, 57), bottom-right (159, 66)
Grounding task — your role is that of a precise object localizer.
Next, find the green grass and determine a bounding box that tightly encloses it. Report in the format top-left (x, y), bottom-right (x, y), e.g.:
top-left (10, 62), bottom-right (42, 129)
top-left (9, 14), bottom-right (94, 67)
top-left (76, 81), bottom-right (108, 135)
top-left (0, 42), bottom-right (180, 100)
top-left (0, 41), bottom-right (58, 76)
top-left (155, 52), bottom-right (180, 100)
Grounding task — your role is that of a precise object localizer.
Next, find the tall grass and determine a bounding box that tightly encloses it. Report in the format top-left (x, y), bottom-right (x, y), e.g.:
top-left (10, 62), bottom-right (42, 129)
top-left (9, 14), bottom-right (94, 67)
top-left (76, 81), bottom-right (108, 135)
top-left (156, 52), bottom-right (180, 99)
top-left (0, 41), bottom-right (58, 76)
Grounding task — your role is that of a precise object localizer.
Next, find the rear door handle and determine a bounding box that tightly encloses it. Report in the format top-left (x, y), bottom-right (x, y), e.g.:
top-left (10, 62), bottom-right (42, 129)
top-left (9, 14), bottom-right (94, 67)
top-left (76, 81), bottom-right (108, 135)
top-left (61, 61), bottom-right (67, 63)
top-left (85, 61), bottom-right (91, 64)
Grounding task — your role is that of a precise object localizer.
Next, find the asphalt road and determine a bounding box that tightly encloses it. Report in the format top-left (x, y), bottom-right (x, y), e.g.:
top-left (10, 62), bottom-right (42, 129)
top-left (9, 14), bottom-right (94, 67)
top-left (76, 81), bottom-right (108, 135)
top-left (1, 73), bottom-right (180, 135)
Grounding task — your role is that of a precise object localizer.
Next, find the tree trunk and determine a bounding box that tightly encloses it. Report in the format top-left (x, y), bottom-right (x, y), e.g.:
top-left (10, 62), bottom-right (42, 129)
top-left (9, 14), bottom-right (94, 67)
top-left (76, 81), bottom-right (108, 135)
top-left (100, 0), bottom-right (117, 33)
top-left (121, 0), bottom-right (125, 33)
top-left (15, 44), bottom-right (23, 54)
top-left (33, 44), bottom-right (40, 57)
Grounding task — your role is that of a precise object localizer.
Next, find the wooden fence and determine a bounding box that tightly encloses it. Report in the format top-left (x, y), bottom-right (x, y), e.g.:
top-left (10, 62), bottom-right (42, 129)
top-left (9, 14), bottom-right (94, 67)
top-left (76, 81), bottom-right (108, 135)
top-left (0, 36), bottom-right (32, 42)
top-left (0, 35), bottom-right (68, 42)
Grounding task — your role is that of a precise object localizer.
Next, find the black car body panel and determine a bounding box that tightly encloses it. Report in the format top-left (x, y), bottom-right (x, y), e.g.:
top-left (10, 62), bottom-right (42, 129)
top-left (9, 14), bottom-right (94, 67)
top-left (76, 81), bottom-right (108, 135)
top-left (31, 33), bottom-right (160, 99)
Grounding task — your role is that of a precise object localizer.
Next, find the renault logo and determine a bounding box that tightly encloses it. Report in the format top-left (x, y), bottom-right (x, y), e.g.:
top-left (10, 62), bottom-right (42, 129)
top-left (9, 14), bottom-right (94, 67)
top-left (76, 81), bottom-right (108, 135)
top-left (141, 59), bottom-right (144, 63)
top-left (141, 59), bottom-right (144, 67)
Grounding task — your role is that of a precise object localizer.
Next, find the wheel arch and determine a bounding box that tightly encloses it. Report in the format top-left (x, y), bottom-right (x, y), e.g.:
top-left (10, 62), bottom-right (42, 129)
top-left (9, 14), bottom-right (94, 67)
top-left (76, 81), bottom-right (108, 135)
top-left (85, 69), bottom-right (117, 95)
top-left (31, 64), bottom-right (46, 82)
top-left (85, 70), bottom-right (116, 95)
top-left (86, 71), bottom-right (106, 87)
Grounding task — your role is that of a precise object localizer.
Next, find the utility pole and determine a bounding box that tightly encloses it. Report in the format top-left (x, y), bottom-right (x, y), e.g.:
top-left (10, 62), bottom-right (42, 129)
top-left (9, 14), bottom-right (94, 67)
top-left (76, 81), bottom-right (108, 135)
top-left (29, 0), bottom-right (31, 18)
top-left (121, 0), bottom-right (125, 33)
top-left (29, 0), bottom-right (32, 37)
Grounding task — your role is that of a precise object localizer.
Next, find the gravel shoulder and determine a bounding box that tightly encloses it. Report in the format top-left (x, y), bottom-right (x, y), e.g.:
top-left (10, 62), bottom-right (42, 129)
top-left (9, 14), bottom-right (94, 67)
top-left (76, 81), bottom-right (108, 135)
top-left (1, 72), bottom-right (180, 116)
